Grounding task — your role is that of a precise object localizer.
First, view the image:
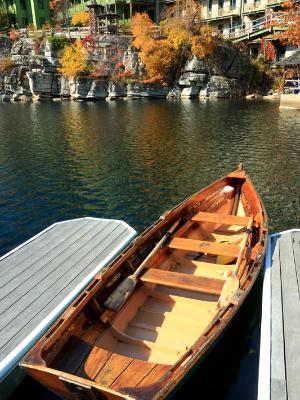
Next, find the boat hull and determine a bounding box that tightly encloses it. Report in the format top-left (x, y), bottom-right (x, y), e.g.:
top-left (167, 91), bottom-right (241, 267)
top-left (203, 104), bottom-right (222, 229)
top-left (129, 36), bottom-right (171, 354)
top-left (21, 167), bottom-right (268, 400)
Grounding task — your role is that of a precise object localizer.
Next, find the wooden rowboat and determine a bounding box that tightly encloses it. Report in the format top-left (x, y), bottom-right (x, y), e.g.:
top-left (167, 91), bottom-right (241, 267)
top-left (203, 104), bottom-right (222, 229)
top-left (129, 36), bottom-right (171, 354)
top-left (21, 165), bottom-right (268, 400)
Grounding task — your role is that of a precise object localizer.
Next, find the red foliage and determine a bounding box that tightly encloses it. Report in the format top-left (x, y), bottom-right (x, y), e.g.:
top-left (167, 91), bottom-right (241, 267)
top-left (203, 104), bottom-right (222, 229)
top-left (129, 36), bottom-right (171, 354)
top-left (114, 70), bottom-right (133, 79)
top-left (81, 35), bottom-right (96, 53)
top-left (90, 63), bottom-right (109, 78)
top-left (9, 29), bottom-right (20, 41)
top-left (115, 61), bottom-right (124, 69)
top-left (261, 38), bottom-right (276, 62)
top-left (274, 2), bottom-right (300, 46)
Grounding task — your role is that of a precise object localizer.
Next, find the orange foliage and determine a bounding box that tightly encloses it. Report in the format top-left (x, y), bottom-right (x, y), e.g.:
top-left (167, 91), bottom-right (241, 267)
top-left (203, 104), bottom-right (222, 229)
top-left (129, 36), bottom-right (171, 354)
top-left (131, 13), bottom-right (157, 51)
top-left (59, 40), bottom-right (90, 79)
top-left (71, 12), bottom-right (90, 27)
top-left (190, 24), bottom-right (222, 59)
top-left (131, 8), bottom-right (222, 83)
top-left (49, 0), bottom-right (59, 11)
top-left (8, 29), bottom-right (20, 41)
top-left (275, 2), bottom-right (300, 46)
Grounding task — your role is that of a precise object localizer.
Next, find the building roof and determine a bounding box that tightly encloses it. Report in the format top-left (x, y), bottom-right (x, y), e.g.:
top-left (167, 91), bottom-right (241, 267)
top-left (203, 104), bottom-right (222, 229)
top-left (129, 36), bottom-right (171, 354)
top-left (277, 48), bottom-right (300, 66)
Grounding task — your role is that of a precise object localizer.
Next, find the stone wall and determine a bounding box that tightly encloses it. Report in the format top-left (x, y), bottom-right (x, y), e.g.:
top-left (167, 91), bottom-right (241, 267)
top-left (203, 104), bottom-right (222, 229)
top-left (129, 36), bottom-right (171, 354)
top-left (0, 35), bottom-right (250, 101)
top-left (0, 36), bottom-right (13, 58)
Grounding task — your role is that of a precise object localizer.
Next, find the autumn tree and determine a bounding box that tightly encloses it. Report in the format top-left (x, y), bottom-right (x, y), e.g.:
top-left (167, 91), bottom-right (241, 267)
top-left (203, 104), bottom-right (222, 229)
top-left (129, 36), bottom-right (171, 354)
top-left (275, 1), bottom-right (300, 47)
top-left (71, 11), bottom-right (89, 27)
top-left (131, 1), bottom-right (222, 83)
top-left (59, 40), bottom-right (90, 79)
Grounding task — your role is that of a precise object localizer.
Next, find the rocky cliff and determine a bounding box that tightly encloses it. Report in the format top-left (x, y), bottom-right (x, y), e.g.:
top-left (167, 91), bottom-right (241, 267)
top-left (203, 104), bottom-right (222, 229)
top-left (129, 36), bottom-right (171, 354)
top-left (0, 34), bottom-right (251, 101)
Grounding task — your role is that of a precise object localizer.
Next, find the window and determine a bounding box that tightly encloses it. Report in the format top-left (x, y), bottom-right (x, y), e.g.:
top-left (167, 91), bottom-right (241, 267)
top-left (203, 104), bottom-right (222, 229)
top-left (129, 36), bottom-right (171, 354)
top-left (20, 0), bottom-right (26, 9)
top-left (38, 0), bottom-right (44, 9)
top-left (219, 0), bottom-right (224, 8)
top-left (208, 0), bottom-right (213, 11)
top-left (230, 0), bottom-right (236, 8)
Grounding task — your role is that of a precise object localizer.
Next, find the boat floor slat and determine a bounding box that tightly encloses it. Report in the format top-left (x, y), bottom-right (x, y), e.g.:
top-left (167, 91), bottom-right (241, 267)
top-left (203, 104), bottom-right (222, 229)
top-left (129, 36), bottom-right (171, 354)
top-left (135, 364), bottom-right (171, 391)
top-left (111, 359), bottom-right (158, 392)
top-left (131, 310), bottom-right (206, 335)
top-left (95, 353), bottom-right (133, 387)
top-left (79, 345), bottom-right (112, 380)
top-left (125, 326), bottom-right (194, 348)
top-left (171, 260), bottom-right (234, 280)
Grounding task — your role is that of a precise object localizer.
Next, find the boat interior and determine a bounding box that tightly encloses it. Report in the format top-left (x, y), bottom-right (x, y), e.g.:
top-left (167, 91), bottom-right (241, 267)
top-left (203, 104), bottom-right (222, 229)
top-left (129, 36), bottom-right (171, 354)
top-left (43, 176), bottom-right (262, 396)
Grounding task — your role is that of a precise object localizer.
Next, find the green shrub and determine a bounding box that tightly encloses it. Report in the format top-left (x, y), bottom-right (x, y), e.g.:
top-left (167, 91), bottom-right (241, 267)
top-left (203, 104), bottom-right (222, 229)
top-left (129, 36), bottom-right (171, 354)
top-left (247, 55), bottom-right (273, 93)
top-left (48, 36), bottom-right (70, 52)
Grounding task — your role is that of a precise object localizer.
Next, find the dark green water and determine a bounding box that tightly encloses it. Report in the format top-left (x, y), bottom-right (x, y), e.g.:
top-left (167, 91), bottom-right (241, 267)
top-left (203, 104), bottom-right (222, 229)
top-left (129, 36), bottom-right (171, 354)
top-left (1, 99), bottom-right (299, 399)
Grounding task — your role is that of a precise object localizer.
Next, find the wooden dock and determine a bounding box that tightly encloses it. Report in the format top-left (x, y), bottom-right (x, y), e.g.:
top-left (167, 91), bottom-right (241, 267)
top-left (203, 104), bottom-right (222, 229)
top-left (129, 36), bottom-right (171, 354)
top-left (0, 217), bottom-right (136, 384)
top-left (258, 229), bottom-right (300, 400)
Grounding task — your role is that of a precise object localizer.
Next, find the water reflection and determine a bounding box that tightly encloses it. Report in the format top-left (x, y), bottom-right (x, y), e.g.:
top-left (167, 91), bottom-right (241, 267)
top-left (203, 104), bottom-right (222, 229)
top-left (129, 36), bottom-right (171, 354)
top-left (0, 98), bottom-right (300, 400)
top-left (0, 99), bottom-right (300, 257)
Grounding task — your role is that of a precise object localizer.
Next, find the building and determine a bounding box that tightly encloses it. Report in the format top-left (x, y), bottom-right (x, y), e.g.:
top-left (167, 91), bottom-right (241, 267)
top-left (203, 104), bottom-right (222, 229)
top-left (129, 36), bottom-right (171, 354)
top-left (0, 0), bottom-right (50, 29)
top-left (200, 0), bottom-right (287, 36)
top-left (69, 0), bottom-right (161, 24)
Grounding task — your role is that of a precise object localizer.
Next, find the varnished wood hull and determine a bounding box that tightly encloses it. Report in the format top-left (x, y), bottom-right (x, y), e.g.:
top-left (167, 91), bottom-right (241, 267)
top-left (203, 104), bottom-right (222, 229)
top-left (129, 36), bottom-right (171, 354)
top-left (21, 167), bottom-right (268, 400)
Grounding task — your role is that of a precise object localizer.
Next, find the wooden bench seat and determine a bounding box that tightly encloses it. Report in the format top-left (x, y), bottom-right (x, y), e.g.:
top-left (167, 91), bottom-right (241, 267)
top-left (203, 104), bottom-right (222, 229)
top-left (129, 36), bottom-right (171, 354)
top-left (169, 237), bottom-right (240, 258)
top-left (192, 211), bottom-right (250, 227)
top-left (140, 268), bottom-right (224, 295)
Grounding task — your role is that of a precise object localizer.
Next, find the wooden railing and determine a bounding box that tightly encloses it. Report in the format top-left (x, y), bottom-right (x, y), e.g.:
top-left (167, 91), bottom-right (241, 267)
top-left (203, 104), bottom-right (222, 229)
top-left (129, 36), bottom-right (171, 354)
top-left (223, 11), bottom-right (286, 39)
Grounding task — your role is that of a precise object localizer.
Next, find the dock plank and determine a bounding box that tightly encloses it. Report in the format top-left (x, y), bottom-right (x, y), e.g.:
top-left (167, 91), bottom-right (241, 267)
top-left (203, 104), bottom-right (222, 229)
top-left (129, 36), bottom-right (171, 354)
top-left (279, 233), bottom-right (300, 400)
top-left (0, 221), bottom-right (119, 323)
top-left (0, 220), bottom-right (106, 302)
top-left (0, 225), bottom-right (129, 355)
top-left (270, 237), bottom-right (287, 400)
top-left (0, 220), bottom-right (84, 280)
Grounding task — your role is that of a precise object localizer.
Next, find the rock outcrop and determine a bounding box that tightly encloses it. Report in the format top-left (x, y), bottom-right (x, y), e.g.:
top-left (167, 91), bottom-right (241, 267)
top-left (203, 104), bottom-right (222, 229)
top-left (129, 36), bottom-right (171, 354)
top-left (0, 34), bottom-right (251, 101)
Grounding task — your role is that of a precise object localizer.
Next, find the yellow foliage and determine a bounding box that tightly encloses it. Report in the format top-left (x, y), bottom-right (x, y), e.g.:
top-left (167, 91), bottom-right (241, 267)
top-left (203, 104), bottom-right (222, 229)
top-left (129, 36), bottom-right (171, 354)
top-left (140, 40), bottom-right (179, 81)
top-left (59, 40), bottom-right (90, 79)
top-left (131, 9), bottom-right (222, 83)
top-left (164, 24), bottom-right (190, 50)
top-left (71, 11), bottom-right (90, 27)
top-left (191, 25), bottom-right (222, 59)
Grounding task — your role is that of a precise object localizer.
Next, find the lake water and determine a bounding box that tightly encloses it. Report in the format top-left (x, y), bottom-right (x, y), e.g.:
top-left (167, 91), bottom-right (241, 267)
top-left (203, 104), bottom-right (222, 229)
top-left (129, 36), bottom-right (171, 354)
top-left (1, 98), bottom-right (300, 399)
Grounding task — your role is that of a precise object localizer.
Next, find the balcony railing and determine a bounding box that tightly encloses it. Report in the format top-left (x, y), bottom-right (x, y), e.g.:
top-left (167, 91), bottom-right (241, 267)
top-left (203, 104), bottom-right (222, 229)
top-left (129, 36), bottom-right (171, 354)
top-left (206, 6), bottom-right (240, 19)
top-left (223, 11), bottom-right (286, 39)
top-left (243, 2), bottom-right (264, 13)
